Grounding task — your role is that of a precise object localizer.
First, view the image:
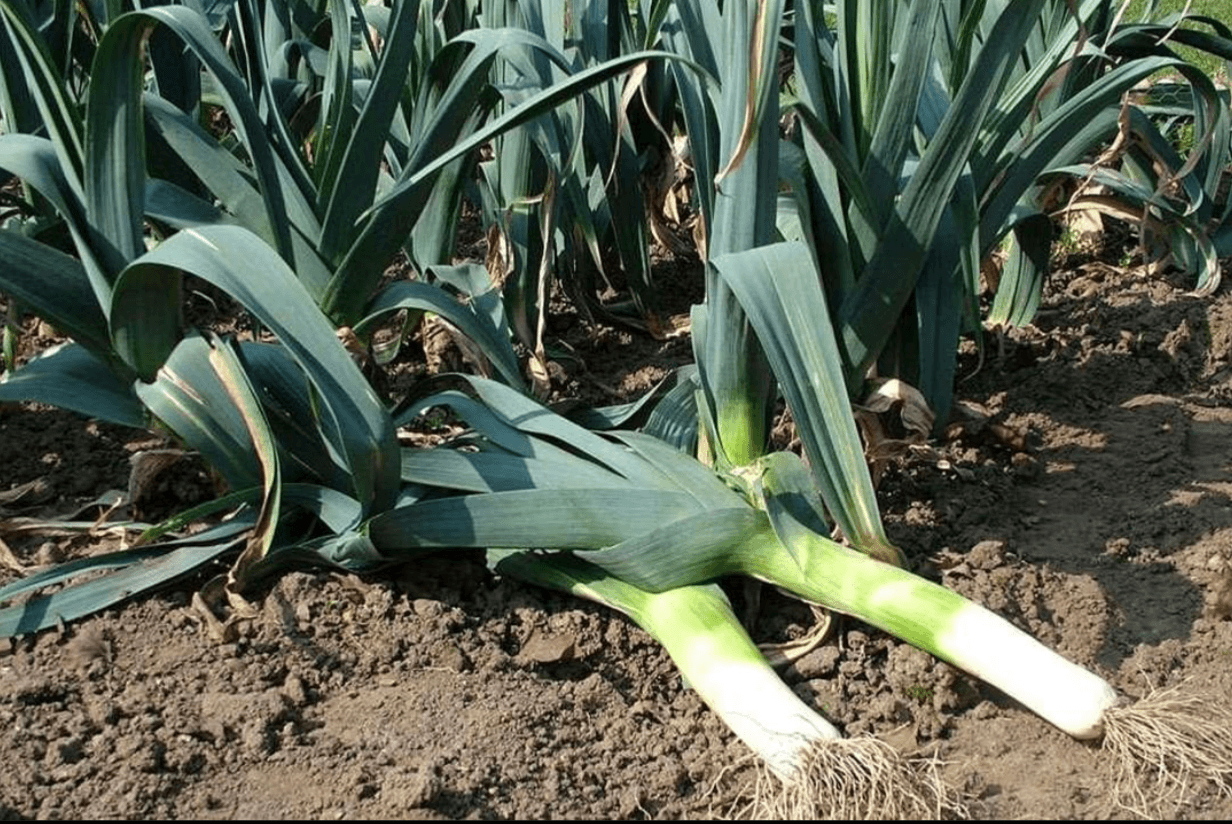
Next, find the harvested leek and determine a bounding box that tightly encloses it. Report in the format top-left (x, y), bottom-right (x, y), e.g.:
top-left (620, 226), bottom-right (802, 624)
top-left (384, 382), bottom-right (1232, 816)
top-left (763, 530), bottom-right (1232, 815)
top-left (574, 450), bottom-right (1232, 814)
top-left (492, 549), bottom-right (957, 819)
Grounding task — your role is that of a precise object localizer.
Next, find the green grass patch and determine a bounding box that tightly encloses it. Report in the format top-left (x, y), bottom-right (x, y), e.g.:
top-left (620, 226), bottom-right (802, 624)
top-left (1123, 0), bottom-right (1232, 80)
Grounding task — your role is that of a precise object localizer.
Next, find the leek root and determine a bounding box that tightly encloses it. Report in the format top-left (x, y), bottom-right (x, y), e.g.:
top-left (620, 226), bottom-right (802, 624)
top-left (748, 737), bottom-right (958, 820)
top-left (1100, 683), bottom-right (1232, 816)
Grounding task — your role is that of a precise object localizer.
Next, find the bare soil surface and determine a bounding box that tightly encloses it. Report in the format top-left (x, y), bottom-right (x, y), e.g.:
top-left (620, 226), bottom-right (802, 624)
top-left (3, 246), bottom-right (1232, 820)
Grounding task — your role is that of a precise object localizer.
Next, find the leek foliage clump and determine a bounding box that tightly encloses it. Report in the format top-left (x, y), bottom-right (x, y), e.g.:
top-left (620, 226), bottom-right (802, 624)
top-left (0, 0), bottom-right (679, 631)
top-left (387, 377), bottom-right (964, 817)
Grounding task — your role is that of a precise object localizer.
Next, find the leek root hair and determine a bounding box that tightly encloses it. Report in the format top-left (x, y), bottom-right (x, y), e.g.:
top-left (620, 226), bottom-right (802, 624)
top-left (748, 738), bottom-right (966, 820)
top-left (1100, 683), bottom-right (1232, 816)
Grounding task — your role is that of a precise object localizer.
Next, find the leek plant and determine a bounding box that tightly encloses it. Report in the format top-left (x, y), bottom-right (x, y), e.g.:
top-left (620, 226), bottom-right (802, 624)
top-left (0, 0), bottom-right (675, 631)
top-left (377, 373), bottom-right (960, 818)
top-left (777, 0), bottom-right (1232, 425)
top-left (1045, 70), bottom-right (1232, 291)
top-left (376, 369), bottom-right (1232, 817)
top-left (471, 0), bottom-right (671, 360)
top-left (989, 5), bottom-right (1232, 324)
top-left (0, 0), bottom-right (514, 414)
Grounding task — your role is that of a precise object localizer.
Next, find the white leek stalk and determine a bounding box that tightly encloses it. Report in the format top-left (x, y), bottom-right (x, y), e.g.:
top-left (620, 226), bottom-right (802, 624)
top-left (633, 583), bottom-right (958, 820)
top-left (743, 529), bottom-right (1119, 738)
top-left (492, 550), bottom-right (958, 819)
top-left (634, 582), bottom-right (844, 780)
top-left (735, 524), bottom-right (1232, 813)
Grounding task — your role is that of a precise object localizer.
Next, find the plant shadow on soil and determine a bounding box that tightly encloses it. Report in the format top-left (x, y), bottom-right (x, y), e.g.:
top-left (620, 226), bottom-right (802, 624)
top-left (949, 265), bottom-right (1232, 668)
top-left (3, 244), bottom-right (1232, 819)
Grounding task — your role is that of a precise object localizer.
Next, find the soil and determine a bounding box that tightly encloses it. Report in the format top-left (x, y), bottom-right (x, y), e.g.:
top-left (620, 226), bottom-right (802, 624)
top-left (3, 238), bottom-right (1232, 820)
